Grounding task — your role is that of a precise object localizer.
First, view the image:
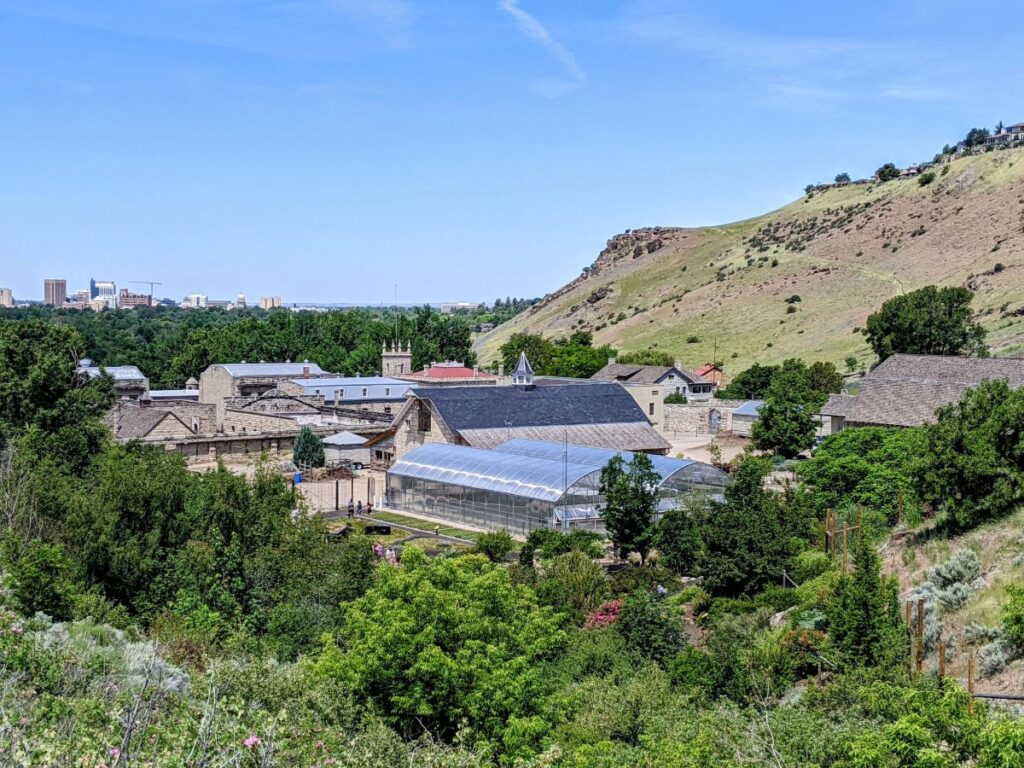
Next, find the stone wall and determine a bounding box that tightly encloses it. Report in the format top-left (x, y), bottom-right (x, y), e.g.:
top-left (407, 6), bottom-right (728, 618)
top-left (393, 400), bottom-right (458, 460)
top-left (663, 400), bottom-right (749, 435)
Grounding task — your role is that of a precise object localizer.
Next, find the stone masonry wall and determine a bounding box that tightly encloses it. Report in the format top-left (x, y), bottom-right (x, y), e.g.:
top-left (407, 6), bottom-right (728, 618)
top-left (663, 400), bottom-right (749, 435)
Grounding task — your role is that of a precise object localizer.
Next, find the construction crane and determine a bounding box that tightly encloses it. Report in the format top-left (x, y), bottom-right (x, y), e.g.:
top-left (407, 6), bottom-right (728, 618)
top-left (130, 281), bottom-right (162, 307)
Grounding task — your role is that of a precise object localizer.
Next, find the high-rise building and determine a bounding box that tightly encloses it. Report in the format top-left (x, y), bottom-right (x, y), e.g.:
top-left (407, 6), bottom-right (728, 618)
top-left (0, 288), bottom-right (13, 308)
top-left (72, 289), bottom-right (90, 304)
top-left (235, 292), bottom-right (247, 308)
top-left (260, 296), bottom-right (282, 309)
top-left (118, 288), bottom-right (152, 309)
top-left (44, 279), bottom-right (67, 307)
top-left (183, 293), bottom-right (208, 308)
top-left (89, 277), bottom-right (98, 299)
top-left (92, 280), bottom-right (117, 305)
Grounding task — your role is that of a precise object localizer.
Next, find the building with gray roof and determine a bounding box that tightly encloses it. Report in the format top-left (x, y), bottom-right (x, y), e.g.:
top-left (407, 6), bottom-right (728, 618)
top-left (390, 364), bottom-right (672, 461)
top-left (821, 353), bottom-right (1024, 430)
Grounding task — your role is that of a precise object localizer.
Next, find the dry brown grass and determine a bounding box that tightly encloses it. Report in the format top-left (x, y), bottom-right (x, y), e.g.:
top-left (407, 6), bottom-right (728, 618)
top-left (476, 148), bottom-right (1024, 374)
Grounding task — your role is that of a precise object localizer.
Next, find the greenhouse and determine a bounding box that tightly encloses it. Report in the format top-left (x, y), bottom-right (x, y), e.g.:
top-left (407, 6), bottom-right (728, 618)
top-left (386, 440), bottom-right (729, 536)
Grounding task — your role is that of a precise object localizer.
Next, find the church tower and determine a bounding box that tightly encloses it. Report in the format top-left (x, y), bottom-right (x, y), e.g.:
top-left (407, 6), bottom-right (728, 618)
top-left (382, 341), bottom-right (413, 376)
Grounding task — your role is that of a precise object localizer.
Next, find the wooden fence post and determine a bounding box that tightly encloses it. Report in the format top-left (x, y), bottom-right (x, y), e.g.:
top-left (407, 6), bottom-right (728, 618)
top-left (968, 653), bottom-right (976, 714)
top-left (905, 601), bottom-right (914, 672)
top-left (916, 598), bottom-right (925, 673)
top-left (842, 523), bottom-right (849, 573)
top-left (938, 640), bottom-right (945, 680)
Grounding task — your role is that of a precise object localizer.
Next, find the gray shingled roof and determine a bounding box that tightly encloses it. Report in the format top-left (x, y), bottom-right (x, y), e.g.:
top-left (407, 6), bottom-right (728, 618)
top-left (417, 381), bottom-right (654, 431)
top-left (109, 407), bottom-right (193, 439)
top-left (591, 363), bottom-right (704, 385)
top-left (869, 354), bottom-right (1024, 387)
top-left (220, 362), bottom-right (324, 377)
top-left (821, 354), bottom-right (1024, 428)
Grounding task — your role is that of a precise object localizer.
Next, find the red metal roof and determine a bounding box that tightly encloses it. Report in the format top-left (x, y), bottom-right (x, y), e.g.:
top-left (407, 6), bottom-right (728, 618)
top-left (404, 364), bottom-right (498, 381)
top-left (695, 363), bottom-right (721, 377)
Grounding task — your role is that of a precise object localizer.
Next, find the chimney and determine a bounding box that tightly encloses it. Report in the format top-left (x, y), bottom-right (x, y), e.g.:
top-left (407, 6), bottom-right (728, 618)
top-left (674, 359), bottom-right (683, 371)
top-left (473, 365), bottom-right (479, 378)
top-left (608, 356), bottom-right (616, 366)
top-left (303, 366), bottom-right (310, 379)
top-left (498, 363), bottom-right (505, 380)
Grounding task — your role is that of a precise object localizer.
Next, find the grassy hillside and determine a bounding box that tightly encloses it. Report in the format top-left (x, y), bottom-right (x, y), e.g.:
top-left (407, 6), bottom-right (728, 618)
top-left (476, 148), bottom-right (1024, 372)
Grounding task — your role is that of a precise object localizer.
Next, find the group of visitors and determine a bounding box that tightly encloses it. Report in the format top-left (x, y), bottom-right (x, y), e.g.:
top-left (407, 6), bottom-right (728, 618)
top-left (346, 499), bottom-right (373, 519)
top-left (372, 541), bottom-right (398, 563)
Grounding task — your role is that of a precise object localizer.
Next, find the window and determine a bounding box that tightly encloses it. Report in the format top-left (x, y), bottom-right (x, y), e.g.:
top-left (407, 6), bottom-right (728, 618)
top-left (652, 390), bottom-right (659, 396)
top-left (384, 406), bottom-right (392, 415)
top-left (362, 388), bottom-right (368, 398)
top-left (649, 402), bottom-right (656, 416)
top-left (339, 389), bottom-right (345, 399)
top-left (385, 387), bottom-right (391, 396)
top-left (418, 407), bottom-right (432, 432)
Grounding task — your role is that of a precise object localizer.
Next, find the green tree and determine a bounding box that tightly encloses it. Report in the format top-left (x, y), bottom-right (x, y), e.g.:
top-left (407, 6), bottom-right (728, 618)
top-left (317, 553), bottom-right (566, 744)
top-left (474, 530), bottom-right (514, 563)
top-left (657, 499), bottom-right (705, 577)
top-left (615, 590), bottom-right (685, 666)
top-left (293, 426), bottom-right (325, 468)
top-left (499, 332), bottom-right (554, 374)
top-left (599, 454), bottom-right (662, 563)
top-left (691, 456), bottom-right (804, 596)
top-left (835, 172), bottom-right (852, 183)
top-left (864, 285), bottom-right (987, 362)
top-left (827, 533), bottom-right (906, 668)
top-left (805, 361), bottom-right (844, 397)
top-left (536, 549), bottom-right (609, 622)
top-left (717, 363), bottom-right (778, 400)
top-left (916, 380), bottom-right (1024, 532)
top-left (875, 163), bottom-right (900, 182)
top-left (964, 127), bottom-right (991, 147)
top-left (752, 359), bottom-right (826, 458)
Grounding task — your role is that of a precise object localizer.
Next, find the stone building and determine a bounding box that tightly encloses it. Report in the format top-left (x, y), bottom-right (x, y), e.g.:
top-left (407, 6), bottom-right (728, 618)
top-left (821, 353), bottom-right (1024, 432)
top-left (382, 342), bottom-right (413, 376)
top-left (591, 359), bottom-right (713, 429)
top-left (77, 360), bottom-right (149, 399)
top-left (199, 361), bottom-right (325, 425)
top-left (280, 376), bottom-right (417, 416)
top-left (390, 364), bottom-right (670, 461)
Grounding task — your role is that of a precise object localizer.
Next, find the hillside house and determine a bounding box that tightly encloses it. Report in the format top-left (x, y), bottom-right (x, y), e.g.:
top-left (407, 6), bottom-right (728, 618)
top-left (694, 362), bottom-right (724, 387)
top-left (591, 359), bottom-right (713, 429)
top-left (821, 354), bottom-right (1024, 431)
top-left (986, 123), bottom-right (1024, 145)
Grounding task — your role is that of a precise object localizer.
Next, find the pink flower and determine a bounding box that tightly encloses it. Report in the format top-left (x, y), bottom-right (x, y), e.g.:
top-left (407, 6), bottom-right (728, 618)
top-left (584, 599), bottom-right (624, 629)
top-left (243, 735), bottom-right (261, 748)
top-left (109, 748), bottom-right (121, 759)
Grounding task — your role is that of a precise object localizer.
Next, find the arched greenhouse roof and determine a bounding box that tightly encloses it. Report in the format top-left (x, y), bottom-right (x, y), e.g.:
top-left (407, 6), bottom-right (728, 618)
top-left (492, 438), bottom-right (729, 489)
top-left (389, 443), bottom-right (604, 503)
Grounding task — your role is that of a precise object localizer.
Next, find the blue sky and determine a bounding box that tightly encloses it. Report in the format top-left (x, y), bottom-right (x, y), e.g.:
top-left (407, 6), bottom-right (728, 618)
top-left (2, 1), bottom-right (1022, 304)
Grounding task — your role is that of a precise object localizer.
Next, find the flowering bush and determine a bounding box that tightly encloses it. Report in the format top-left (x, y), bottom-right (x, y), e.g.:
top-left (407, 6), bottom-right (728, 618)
top-left (584, 599), bottom-right (623, 629)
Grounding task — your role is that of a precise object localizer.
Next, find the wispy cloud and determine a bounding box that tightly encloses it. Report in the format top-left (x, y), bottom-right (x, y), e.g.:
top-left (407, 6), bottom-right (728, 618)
top-left (614, 0), bottom-right (951, 109)
top-left (498, 0), bottom-right (585, 98)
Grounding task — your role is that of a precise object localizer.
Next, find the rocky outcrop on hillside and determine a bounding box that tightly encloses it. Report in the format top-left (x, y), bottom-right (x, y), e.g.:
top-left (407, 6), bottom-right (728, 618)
top-left (527, 227), bottom-right (688, 318)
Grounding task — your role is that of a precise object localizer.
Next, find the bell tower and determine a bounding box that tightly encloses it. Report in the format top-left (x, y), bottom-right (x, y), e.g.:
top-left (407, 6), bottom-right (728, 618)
top-left (382, 341), bottom-right (413, 376)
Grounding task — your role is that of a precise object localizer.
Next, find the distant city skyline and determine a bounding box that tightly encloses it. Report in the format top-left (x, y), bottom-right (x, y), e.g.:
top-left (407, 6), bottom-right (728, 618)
top-left (2, 1), bottom-right (1024, 302)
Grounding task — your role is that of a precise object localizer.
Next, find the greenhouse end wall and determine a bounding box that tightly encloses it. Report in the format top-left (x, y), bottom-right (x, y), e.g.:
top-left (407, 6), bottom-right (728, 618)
top-left (387, 474), bottom-right (563, 536)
